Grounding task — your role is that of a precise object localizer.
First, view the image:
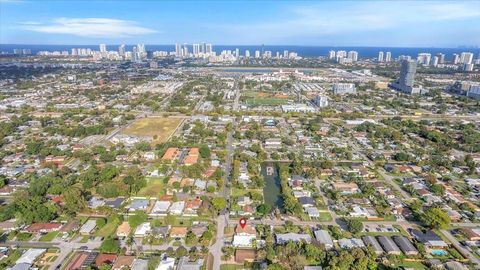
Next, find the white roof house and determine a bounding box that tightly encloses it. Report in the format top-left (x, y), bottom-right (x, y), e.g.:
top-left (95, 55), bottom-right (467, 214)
top-left (314, 230), bottom-right (334, 250)
top-left (16, 249), bottom-right (46, 264)
top-left (79, 220), bottom-right (97, 235)
top-left (169, 201), bottom-right (185, 215)
top-left (151, 201), bottom-right (171, 215)
top-left (134, 222), bottom-right (152, 237)
top-left (232, 235), bottom-right (256, 248)
top-left (155, 257), bottom-right (175, 270)
top-left (339, 238), bottom-right (366, 249)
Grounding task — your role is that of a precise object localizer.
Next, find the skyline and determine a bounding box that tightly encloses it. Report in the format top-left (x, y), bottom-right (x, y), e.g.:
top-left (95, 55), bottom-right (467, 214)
top-left (1, 1), bottom-right (480, 47)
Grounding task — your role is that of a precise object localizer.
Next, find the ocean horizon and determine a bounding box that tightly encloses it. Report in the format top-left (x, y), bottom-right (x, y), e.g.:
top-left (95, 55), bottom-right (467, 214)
top-left (1, 44), bottom-right (479, 60)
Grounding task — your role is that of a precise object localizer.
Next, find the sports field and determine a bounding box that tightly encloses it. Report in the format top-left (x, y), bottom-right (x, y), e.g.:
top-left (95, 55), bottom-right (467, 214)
top-left (123, 117), bottom-right (183, 144)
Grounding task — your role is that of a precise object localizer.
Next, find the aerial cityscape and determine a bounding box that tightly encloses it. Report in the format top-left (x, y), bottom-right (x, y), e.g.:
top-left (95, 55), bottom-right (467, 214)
top-left (1, 1), bottom-right (480, 270)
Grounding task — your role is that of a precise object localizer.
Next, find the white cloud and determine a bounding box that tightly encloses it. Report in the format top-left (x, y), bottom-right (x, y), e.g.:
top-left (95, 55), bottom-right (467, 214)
top-left (210, 1), bottom-right (480, 43)
top-left (22, 17), bottom-right (158, 38)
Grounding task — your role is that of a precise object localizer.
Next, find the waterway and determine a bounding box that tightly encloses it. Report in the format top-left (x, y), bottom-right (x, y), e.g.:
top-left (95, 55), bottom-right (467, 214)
top-left (261, 162), bottom-right (284, 212)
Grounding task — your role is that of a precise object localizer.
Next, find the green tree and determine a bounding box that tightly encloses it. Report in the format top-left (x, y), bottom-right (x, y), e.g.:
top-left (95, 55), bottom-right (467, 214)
top-left (422, 207), bottom-right (451, 229)
top-left (128, 211), bottom-right (148, 229)
top-left (346, 219), bottom-right (364, 235)
top-left (99, 236), bottom-right (120, 253)
top-left (211, 197), bottom-right (226, 212)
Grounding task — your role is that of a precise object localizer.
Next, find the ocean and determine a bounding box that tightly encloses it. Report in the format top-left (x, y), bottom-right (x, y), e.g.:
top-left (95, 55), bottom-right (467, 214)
top-left (1, 44), bottom-right (479, 60)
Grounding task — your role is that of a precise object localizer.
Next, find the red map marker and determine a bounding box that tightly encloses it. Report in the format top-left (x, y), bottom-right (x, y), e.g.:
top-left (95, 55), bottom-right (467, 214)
top-left (239, 217), bottom-right (247, 229)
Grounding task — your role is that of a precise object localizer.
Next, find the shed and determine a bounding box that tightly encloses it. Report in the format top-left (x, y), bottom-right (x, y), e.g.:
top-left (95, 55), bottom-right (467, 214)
top-left (393, 236), bottom-right (419, 256)
top-left (361, 236), bottom-right (384, 255)
top-left (377, 236), bottom-right (401, 255)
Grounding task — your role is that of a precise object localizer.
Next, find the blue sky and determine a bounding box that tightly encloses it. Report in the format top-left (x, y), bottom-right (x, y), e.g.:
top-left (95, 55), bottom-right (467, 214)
top-left (1, 0), bottom-right (480, 47)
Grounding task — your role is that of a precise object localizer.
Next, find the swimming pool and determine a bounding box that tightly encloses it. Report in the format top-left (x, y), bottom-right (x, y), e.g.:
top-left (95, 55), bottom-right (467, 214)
top-left (431, 249), bottom-right (447, 256)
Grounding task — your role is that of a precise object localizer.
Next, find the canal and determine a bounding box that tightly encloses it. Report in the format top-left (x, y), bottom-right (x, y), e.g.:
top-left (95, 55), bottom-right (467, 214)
top-left (261, 162), bottom-right (284, 212)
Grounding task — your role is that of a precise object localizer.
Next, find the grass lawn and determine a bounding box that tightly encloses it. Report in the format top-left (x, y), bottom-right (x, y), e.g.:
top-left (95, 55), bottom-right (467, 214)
top-left (16, 232), bottom-right (32, 241)
top-left (394, 261), bottom-right (427, 269)
top-left (39, 231), bottom-right (59, 242)
top-left (138, 177), bottom-right (166, 198)
top-left (123, 117), bottom-right (183, 144)
top-left (245, 97), bottom-right (289, 106)
top-left (95, 221), bottom-right (119, 238)
top-left (230, 188), bottom-right (262, 198)
top-left (220, 264), bottom-right (245, 270)
top-left (317, 212), bottom-right (333, 222)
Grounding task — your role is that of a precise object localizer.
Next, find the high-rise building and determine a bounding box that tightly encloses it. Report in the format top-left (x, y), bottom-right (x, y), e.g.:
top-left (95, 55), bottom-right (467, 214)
top-left (433, 56), bottom-right (439, 67)
top-left (235, 48), bottom-right (240, 58)
top-left (99, 44), bottom-right (107, 53)
top-left (417, 53), bottom-right (431, 66)
top-left (453, 53), bottom-right (460, 64)
top-left (175, 43), bottom-right (182, 57)
top-left (378, 51), bottom-right (384, 62)
top-left (118, 44), bottom-right (125, 56)
top-left (347, 51), bottom-right (358, 62)
top-left (193, 44), bottom-right (200, 56)
top-left (463, 63), bottom-right (474, 71)
top-left (137, 44), bottom-right (145, 54)
top-left (460, 52), bottom-right (474, 64)
top-left (183, 43), bottom-right (189, 56)
top-left (328, 50), bottom-right (335, 60)
top-left (205, 44), bottom-right (213, 54)
top-left (436, 53), bottom-right (445, 64)
top-left (385, 52), bottom-right (392, 62)
top-left (245, 50), bottom-right (250, 58)
top-left (390, 59), bottom-right (419, 94)
top-left (71, 48), bottom-right (78, 56)
top-left (255, 50), bottom-right (260, 58)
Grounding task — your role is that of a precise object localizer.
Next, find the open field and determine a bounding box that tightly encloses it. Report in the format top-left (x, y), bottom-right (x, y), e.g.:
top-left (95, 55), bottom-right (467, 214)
top-left (95, 220), bottom-right (119, 237)
top-left (123, 117), bottom-right (183, 144)
top-left (137, 177), bottom-right (166, 198)
top-left (39, 231), bottom-right (59, 242)
top-left (242, 91), bottom-right (290, 106)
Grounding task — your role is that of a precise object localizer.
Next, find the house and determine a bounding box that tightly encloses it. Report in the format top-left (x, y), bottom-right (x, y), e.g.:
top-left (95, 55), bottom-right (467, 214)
top-left (377, 236), bottom-right (401, 255)
top-left (393, 236), bottom-right (419, 256)
top-left (314, 230), bottom-right (334, 250)
top-left (235, 249), bottom-right (256, 264)
top-left (176, 256), bottom-right (204, 270)
top-left (95, 254), bottom-right (118, 267)
top-left (151, 201), bottom-right (171, 216)
top-left (162, 148), bottom-right (178, 161)
top-left (276, 233), bottom-right (312, 244)
top-left (79, 220), bottom-right (97, 235)
top-left (151, 226), bottom-right (170, 238)
top-left (134, 222), bottom-right (151, 237)
top-left (184, 198), bottom-right (202, 216)
top-left (65, 251), bottom-right (99, 270)
top-left (233, 234), bottom-right (256, 248)
top-left (156, 256), bottom-right (175, 270)
top-left (410, 230), bottom-right (448, 249)
top-left (298, 196), bottom-right (315, 208)
top-left (237, 196), bottom-right (252, 207)
top-left (16, 249), bottom-right (46, 265)
top-left (338, 238), bottom-right (365, 249)
top-left (264, 138), bottom-right (282, 149)
top-left (460, 228), bottom-right (480, 241)
top-left (25, 223), bottom-right (62, 233)
top-left (0, 220), bottom-right (19, 232)
top-left (332, 182), bottom-right (359, 194)
top-left (116, 222), bottom-right (131, 237)
top-left (131, 259), bottom-right (149, 270)
top-left (190, 225), bottom-right (208, 238)
top-left (60, 219), bottom-right (80, 233)
top-left (169, 201), bottom-right (185, 215)
top-left (235, 225), bottom-right (256, 236)
top-left (170, 227), bottom-right (188, 238)
top-left (305, 207), bottom-right (320, 218)
top-left (105, 198), bottom-right (125, 209)
top-left (128, 199), bottom-right (149, 211)
top-left (362, 236), bottom-right (384, 255)
top-left (112, 255), bottom-right (135, 270)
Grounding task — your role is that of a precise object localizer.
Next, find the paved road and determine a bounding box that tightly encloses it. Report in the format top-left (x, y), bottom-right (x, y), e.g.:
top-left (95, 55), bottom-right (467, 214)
top-left (440, 229), bottom-right (480, 269)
